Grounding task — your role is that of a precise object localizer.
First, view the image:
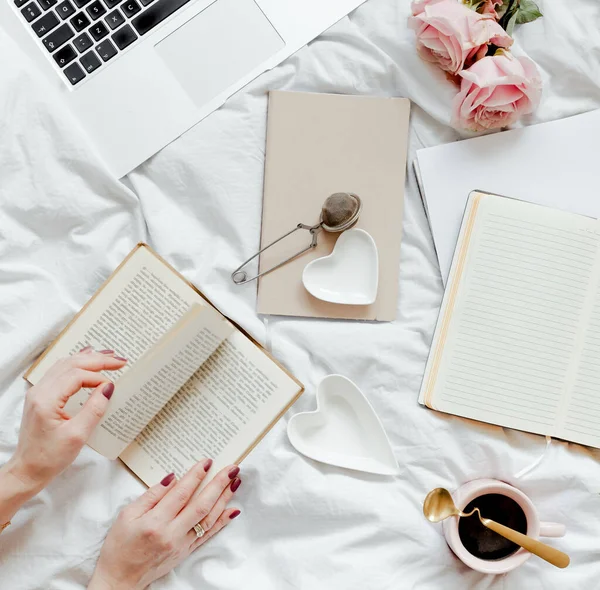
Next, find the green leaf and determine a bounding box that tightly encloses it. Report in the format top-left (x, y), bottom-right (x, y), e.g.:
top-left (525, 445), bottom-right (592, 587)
top-left (496, 0), bottom-right (515, 19)
top-left (498, 0), bottom-right (522, 33)
top-left (516, 0), bottom-right (543, 24)
top-left (506, 9), bottom-right (519, 35)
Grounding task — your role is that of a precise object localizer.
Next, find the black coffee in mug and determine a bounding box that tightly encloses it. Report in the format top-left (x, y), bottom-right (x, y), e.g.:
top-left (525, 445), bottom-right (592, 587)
top-left (458, 494), bottom-right (528, 561)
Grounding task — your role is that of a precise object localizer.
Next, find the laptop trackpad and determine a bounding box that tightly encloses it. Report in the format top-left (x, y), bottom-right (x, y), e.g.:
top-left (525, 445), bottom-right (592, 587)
top-left (155, 0), bottom-right (284, 107)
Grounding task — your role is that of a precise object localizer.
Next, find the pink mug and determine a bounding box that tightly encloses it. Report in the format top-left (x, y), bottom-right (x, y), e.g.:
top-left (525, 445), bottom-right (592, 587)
top-left (443, 479), bottom-right (566, 574)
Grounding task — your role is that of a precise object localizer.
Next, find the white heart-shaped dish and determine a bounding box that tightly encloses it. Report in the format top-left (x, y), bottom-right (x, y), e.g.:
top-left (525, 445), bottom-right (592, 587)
top-left (302, 229), bottom-right (379, 305)
top-left (287, 374), bottom-right (399, 476)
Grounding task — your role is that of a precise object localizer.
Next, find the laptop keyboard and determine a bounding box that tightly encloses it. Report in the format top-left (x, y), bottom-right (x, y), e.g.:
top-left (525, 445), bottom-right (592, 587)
top-left (14, 0), bottom-right (192, 86)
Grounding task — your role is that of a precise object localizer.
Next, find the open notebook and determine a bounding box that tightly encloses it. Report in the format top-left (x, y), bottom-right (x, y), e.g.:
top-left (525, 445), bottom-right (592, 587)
top-left (419, 191), bottom-right (600, 448)
top-left (26, 244), bottom-right (303, 488)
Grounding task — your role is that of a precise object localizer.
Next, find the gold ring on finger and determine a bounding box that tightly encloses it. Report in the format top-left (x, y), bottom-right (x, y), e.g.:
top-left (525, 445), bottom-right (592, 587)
top-left (193, 523), bottom-right (205, 539)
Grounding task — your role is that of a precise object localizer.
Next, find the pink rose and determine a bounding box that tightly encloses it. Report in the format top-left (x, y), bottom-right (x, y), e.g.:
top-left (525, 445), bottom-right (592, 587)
top-left (452, 53), bottom-right (542, 131)
top-left (481, 0), bottom-right (502, 18)
top-left (481, 0), bottom-right (502, 19)
top-left (409, 0), bottom-right (513, 75)
top-left (410, 0), bottom-right (445, 16)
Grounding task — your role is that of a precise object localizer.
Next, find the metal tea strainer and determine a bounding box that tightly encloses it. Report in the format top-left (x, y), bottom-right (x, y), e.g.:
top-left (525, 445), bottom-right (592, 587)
top-left (231, 192), bottom-right (362, 285)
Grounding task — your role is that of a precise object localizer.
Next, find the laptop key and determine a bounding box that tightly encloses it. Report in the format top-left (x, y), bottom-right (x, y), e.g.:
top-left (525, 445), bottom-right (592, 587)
top-left (64, 61), bottom-right (85, 85)
top-left (105, 8), bottom-right (124, 30)
top-left (73, 0), bottom-right (91, 6)
top-left (139, 0), bottom-right (154, 5)
top-left (32, 11), bottom-right (59, 37)
top-left (37, 0), bottom-right (57, 10)
top-left (80, 50), bottom-right (101, 73)
top-left (73, 31), bottom-right (92, 52)
top-left (101, 0), bottom-right (120, 7)
top-left (121, 0), bottom-right (140, 18)
top-left (56, 0), bottom-right (75, 19)
top-left (86, 0), bottom-right (106, 19)
top-left (89, 21), bottom-right (108, 40)
top-left (21, 2), bottom-right (42, 22)
top-left (14, 0), bottom-right (29, 7)
top-left (53, 43), bottom-right (77, 67)
top-left (96, 39), bottom-right (117, 62)
top-left (111, 24), bottom-right (136, 50)
top-left (42, 23), bottom-right (74, 51)
top-left (70, 12), bottom-right (90, 31)
top-left (132, 0), bottom-right (191, 36)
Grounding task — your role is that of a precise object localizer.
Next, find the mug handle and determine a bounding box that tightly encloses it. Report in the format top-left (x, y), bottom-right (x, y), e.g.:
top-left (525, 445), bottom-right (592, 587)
top-left (539, 522), bottom-right (566, 538)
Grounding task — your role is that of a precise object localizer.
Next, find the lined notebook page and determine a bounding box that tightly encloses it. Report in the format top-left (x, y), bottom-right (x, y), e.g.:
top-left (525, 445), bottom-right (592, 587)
top-left (562, 275), bottom-right (600, 446)
top-left (420, 192), bottom-right (600, 440)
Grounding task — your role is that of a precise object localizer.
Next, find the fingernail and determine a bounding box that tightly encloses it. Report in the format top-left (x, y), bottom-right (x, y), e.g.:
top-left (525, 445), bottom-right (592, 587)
top-left (161, 473), bottom-right (175, 486)
top-left (230, 477), bottom-right (242, 493)
top-left (229, 510), bottom-right (241, 520)
top-left (228, 466), bottom-right (240, 480)
top-left (203, 459), bottom-right (213, 472)
top-left (102, 383), bottom-right (114, 400)
top-left (80, 346), bottom-right (92, 353)
top-left (114, 356), bottom-right (128, 362)
top-left (99, 349), bottom-right (114, 354)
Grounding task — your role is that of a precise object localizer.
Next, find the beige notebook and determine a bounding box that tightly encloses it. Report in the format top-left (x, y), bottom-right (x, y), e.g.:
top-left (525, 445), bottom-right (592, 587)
top-left (419, 191), bottom-right (600, 449)
top-left (26, 244), bottom-right (303, 488)
top-left (257, 91), bottom-right (411, 321)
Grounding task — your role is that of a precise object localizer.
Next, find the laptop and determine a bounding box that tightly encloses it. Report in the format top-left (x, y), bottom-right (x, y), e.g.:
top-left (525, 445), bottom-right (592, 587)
top-left (0, 0), bottom-right (367, 178)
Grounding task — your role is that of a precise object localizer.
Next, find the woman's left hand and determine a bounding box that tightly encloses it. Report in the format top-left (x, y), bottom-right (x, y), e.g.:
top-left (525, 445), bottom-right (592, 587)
top-left (89, 460), bottom-right (242, 590)
top-left (5, 349), bottom-right (127, 496)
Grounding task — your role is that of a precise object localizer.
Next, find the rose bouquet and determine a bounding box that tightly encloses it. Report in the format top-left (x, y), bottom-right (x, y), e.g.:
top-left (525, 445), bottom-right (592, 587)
top-left (409, 0), bottom-right (543, 132)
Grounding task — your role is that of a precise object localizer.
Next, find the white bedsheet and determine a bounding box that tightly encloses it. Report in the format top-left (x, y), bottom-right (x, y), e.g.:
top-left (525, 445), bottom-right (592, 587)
top-left (2, 1), bottom-right (600, 588)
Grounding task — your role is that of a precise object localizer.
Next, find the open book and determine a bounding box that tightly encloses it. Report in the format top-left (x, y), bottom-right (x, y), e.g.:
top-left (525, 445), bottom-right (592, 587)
top-left (26, 244), bottom-right (303, 487)
top-left (419, 191), bottom-right (600, 448)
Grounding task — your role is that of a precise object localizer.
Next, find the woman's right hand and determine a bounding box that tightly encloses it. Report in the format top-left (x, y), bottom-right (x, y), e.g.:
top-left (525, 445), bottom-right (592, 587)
top-left (88, 460), bottom-right (242, 590)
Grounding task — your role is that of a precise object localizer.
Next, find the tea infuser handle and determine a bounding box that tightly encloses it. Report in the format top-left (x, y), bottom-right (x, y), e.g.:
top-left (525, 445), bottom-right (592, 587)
top-left (481, 517), bottom-right (570, 569)
top-left (232, 223), bottom-right (321, 285)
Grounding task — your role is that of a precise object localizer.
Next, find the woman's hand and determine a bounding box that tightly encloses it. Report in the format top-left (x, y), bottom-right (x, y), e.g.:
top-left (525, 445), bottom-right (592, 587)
top-left (4, 348), bottom-right (127, 497)
top-left (89, 460), bottom-right (242, 590)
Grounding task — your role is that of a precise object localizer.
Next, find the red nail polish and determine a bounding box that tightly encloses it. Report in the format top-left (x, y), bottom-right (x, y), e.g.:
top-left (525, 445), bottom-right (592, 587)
top-left (228, 466), bottom-right (240, 480)
top-left (99, 349), bottom-right (114, 354)
top-left (160, 473), bottom-right (175, 486)
top-left (102, 383), bottom-right (114, 400)
top-left (230, 477), bottom-right (241, 493)
top-left (114, 356), bottom-right (128, 362)
top-left (229, 510), bottom-right (241, 520)
top-left (80, 346), bottom-right (92, 353)
top-left (204, 459), bottom-right (213, 472)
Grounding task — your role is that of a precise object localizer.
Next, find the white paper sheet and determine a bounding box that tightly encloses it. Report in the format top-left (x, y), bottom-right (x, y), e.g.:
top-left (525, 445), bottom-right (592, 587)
top-left (417, 109), bottom-right (600, 283)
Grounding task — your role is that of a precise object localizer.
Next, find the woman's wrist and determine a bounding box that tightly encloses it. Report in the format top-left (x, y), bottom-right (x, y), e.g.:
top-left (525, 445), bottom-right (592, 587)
top-left (88, 569), bottom-right (144, 590)
top-left (0, 456), bottom-right (45, 525)
top-left (87, 575), bottom-right (123, 590)
top-left (6, 454), bottom-right (48, 493)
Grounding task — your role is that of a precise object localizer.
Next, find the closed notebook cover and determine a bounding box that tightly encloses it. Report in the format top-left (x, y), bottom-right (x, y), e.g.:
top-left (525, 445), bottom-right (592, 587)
top-left (257, 91), bottom-right (410, 320)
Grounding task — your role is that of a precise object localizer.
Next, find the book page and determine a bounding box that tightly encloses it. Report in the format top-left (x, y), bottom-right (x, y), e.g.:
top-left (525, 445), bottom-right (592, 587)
top-left (119, 330), bottom-right (302, 488)
top-left (27, 246), bottom-right (198, 401)
top-left (87, 304), bottom-right (234, 459)
top-left (420, 192), bottom-right (600, 439)
top-left (26, 243), bottom-right (303, 477)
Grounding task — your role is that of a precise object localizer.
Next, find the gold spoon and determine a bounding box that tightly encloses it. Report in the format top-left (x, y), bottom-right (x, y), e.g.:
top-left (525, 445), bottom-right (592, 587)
top-left (423, 488), bottom-right (570, 569)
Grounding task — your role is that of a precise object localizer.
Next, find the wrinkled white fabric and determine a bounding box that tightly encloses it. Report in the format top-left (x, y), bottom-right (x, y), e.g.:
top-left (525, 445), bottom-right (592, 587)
top-left (2, 1), bottom-right (600, 588)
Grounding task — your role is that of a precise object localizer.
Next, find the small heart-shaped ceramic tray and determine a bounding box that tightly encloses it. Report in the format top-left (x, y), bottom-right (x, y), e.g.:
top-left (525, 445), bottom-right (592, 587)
top-left (287, 375), bottom-right (399, 475)
top-left (302, 228), bottom-right (379, 305)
